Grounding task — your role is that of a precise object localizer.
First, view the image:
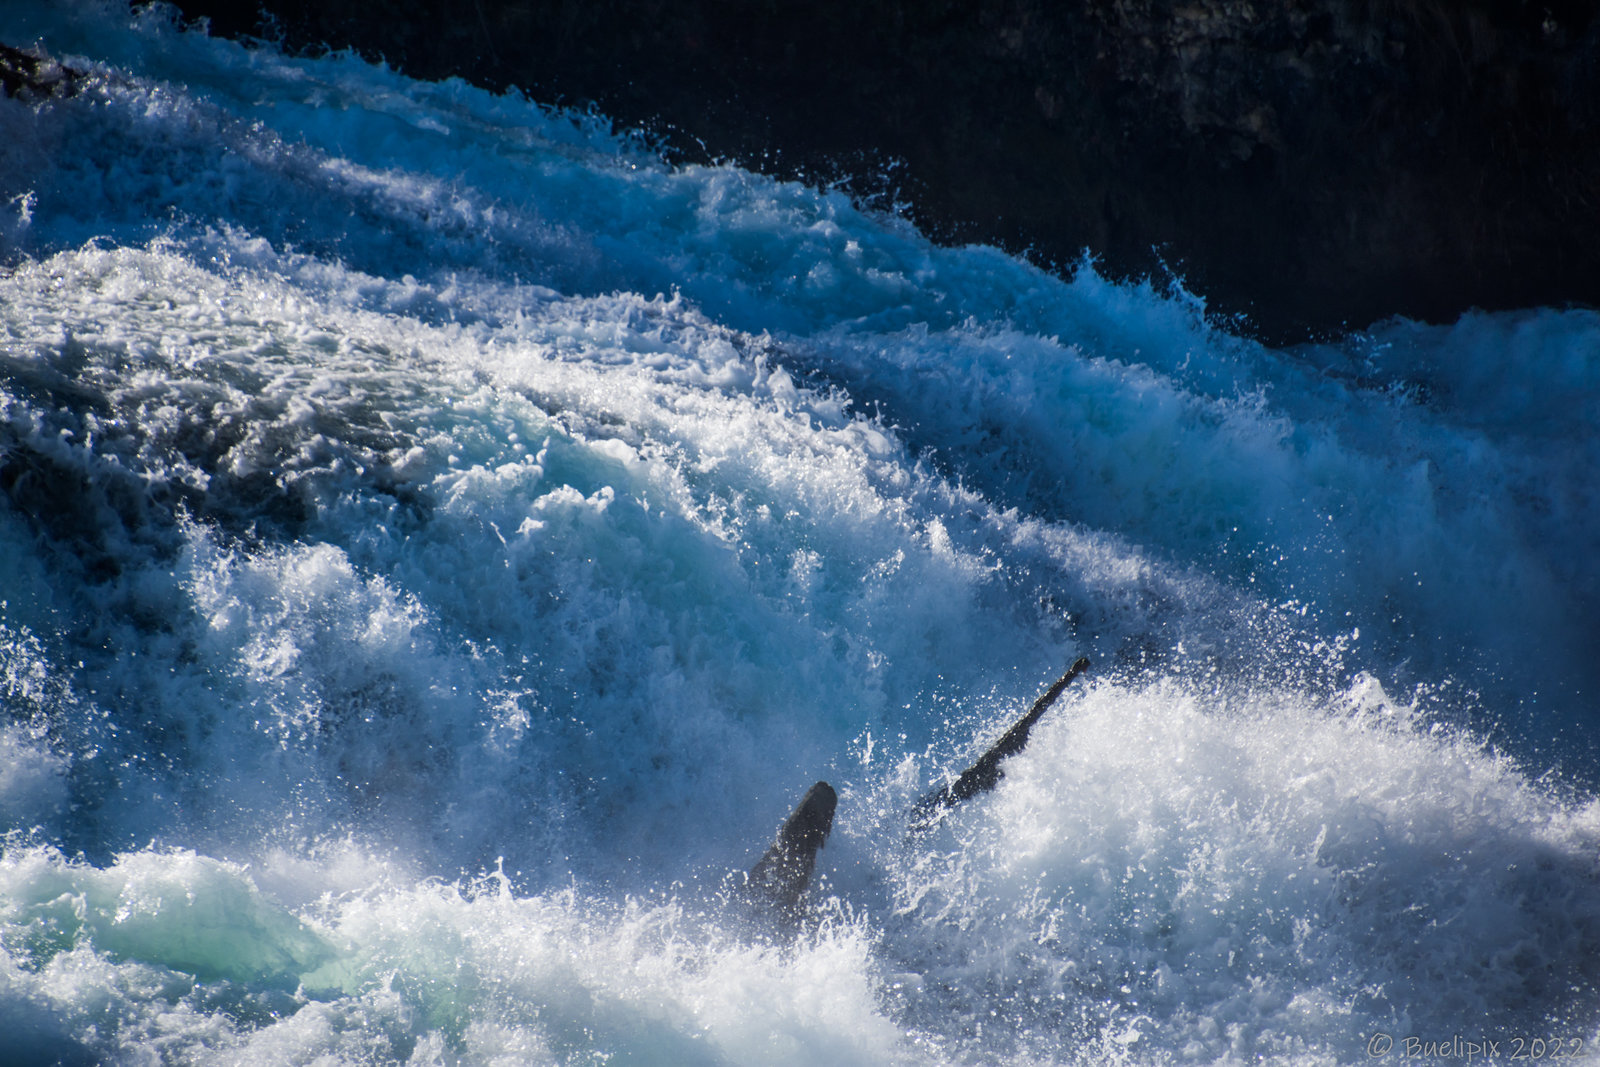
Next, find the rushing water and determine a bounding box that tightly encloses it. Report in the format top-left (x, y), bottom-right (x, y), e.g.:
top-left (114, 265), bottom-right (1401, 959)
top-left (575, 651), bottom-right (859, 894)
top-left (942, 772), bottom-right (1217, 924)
top-left (1, 4), bottom-right (1598, 1064)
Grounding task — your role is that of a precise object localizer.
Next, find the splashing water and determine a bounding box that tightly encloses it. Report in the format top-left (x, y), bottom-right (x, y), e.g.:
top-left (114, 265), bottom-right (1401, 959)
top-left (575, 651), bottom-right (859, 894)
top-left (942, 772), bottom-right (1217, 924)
top-left (1, 3), bottom-right (1598, 1063)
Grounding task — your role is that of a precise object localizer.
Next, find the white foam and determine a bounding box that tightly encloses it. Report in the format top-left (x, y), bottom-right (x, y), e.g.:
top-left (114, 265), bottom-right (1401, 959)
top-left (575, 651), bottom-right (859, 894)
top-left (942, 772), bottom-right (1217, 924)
top-left (887, 674), bottom-right (1600, 1060)
top-left (1, 3), bottom-right (1598, 1063)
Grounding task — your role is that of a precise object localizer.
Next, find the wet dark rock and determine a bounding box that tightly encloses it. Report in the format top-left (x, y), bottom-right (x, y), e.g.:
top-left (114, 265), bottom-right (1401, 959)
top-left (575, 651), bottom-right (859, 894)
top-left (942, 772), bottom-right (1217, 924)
top-left (909, 657), bottom-right (1090, 835)
top-left (744, 780), bottom-right (836, 926)
top-left (154, 2), bottom-right (1600, 339)
top-left (0, 41), bottom-right (85, 101)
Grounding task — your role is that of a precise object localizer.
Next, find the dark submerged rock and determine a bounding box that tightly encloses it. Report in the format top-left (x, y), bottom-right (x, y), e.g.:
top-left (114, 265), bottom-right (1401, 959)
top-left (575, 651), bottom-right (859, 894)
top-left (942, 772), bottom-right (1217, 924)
top-left (909, 657), bottom-right (1090, 835)
top-left (0, 41), bottom-right (84, 100)
top-left (745, 780), bottom-right (837, 926)
top-left (154, 1), bottom-right (1600, 339)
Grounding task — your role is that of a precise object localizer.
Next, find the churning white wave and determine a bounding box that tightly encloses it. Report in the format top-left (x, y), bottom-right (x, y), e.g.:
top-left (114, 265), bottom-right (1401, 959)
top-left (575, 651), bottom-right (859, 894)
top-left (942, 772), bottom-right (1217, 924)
top-left (1, 3), bottom-right (1598, 1064)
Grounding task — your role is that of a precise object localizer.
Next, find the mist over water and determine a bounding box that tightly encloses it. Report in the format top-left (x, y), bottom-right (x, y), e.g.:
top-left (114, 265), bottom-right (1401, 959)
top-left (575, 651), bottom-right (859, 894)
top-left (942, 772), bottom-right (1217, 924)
top-left (1, 3), bottom-right (1598, 1063)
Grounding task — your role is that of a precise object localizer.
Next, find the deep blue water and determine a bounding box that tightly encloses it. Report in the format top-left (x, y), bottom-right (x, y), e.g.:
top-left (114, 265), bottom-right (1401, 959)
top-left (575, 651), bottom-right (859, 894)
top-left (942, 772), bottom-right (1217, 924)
top-left (1, 4), bottom-right (1598, 1063)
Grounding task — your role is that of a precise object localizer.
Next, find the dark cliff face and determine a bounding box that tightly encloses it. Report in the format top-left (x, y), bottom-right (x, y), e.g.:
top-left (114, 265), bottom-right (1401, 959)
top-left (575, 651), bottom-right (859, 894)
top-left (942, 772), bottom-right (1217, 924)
top-left (163, 0), bottom-right (1599, 341)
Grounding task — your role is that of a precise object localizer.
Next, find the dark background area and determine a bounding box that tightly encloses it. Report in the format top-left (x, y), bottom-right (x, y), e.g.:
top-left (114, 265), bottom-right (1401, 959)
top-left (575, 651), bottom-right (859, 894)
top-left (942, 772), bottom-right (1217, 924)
top-left (135, 1), bottom-right (1600, 340)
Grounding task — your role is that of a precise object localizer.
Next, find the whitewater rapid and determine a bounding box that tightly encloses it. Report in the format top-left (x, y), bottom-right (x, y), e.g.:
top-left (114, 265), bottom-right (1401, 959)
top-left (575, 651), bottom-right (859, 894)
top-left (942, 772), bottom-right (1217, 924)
top-left (1, 4), bottom-right (1598, 1064)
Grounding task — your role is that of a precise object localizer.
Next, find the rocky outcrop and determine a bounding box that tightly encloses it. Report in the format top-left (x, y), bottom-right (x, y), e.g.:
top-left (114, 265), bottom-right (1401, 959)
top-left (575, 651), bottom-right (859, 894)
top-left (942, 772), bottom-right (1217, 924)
top-left (909, 657), bottom-right (1090, 835)
top-left (745, 781), bottom-right (836, 927)
top-left (159, 1), bottom-right (1600, 339)
top-left (1, 41), bottom-right (84, 100)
